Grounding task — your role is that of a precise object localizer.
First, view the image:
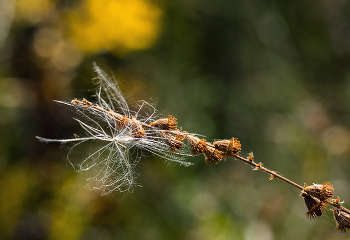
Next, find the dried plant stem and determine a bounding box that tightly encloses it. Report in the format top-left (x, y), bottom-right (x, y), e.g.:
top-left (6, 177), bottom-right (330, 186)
top-left (39, 64), bottom-right (350, 231)
top-left (233, 154), bottom-right (350, 216)
top-left (232, 154), bottom-right (303, 190)
top-left (72, 97), bottom-right (350, 222)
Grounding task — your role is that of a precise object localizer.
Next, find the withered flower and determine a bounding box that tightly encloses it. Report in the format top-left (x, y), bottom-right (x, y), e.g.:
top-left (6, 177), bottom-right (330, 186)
top-left (332, 208), bottom-right (350, 233)
top-left (203, 147), bottom-right (224, 165)
top-left (303, 182), bottom-right (334, 202)
top-left (213, 138), bottom-right (241, 157)
top-left (186, 135), bottom-right (207, 155)
top-left (150, 115), bottom-right (178, 130)
top-left (129, 116), bottom-right (146, 138)
top-left (301, 192), bottom-right (327, 219)
top-left (161, 131), bottom-right (184, 151)
top-left (186, 135), bottom-right (224, 164)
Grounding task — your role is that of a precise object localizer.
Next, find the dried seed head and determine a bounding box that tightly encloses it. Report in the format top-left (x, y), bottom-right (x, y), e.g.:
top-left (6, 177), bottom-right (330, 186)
top-left (117, 115), bottom-right (131, 129)
top-left (203, 147), bottom-right (224, 165)
top-left (161, 131), bottom-right (184, 151)
top-left (150, 115), bottom-right (178, 130)
top-left (129, 116), bottom-right (146, 138)
top-left (302, 194), bottom-right (327, 219)
top-left (37, 64), bottom-right (194, 195)
top-left (333, 208), bottom-right (350, 232)
top-left (186, 135), bottom-right (206, 155)
top-left (71, 98), bottom-right (80, 105)
top-left (333, 197), bottom-right (343, 208)
top-left (303, 181), bottom-right (334, 201)
top-left (185, 135), bottom-right (224, 164)
top-left (213, 138), bottom-right (241, 157)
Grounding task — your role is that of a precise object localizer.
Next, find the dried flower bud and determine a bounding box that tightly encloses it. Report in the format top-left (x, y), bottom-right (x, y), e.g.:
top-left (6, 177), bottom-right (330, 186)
top-left (213, 138), bottom-right (241, 157)
top-left (301, 194), bottom-right (327, 219)
top-left (203, 146), bottom-right (224, 165)
top-left (332, 208), bottom-right (350, 232)
top-left (186, 135), bottom-right (206, 155)
top-left (333, 197), bottom-right (343, 208)
top-left (161, 131), bottom-right (184, 151)
top-left (71, 98), bottom-right (80, 105)
top-left (116, 115), bottom-right (131, 129)
top-left (150, 115), bottom-right (178, 130)
top-left (253, 163), bottom-right (262, 170)
top-left (303, 182), bottom-right (334, 201)
top-left (129, 116), bottom-right (146, 138)
top-left (247, 152), bottom-right (254, 162)
top-left (186, 135), bottom-right (224, 164)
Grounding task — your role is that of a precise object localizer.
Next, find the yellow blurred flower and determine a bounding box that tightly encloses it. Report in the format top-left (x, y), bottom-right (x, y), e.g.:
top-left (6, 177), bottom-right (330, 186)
top-left (15, 0), bottom-right (55, 23)
top-left (66, 0), bottom-right (163, 56)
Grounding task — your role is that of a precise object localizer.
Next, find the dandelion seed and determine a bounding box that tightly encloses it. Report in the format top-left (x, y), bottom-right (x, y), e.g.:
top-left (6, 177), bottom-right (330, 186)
top-left (37, 63), bottom-right (192, 195)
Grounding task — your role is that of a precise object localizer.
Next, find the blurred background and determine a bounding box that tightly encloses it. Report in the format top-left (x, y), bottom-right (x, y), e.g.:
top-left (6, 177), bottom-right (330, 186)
top-left (1, 0), bottom-right (350, 239)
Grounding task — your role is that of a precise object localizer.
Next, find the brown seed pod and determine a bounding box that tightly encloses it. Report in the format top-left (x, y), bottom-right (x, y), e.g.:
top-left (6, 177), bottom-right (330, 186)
top-left (161, 131), bottom-right (184, 151)
top-left (303, 182), bottom-right (334, 201)
top-left (203, 146), bottom-right (224, 165)
top-left (213, 138), bottom-right (241, 157)
top-left (301, 194), bottom-right (327, 219)
top-left (116, 115), bottom-right (131, 129)
top-left (186, 135), bottom-right (207, 155)
top-left (185, 135), bottom-right (224, 164)
top-left (129, 116), bottom-right (146, 139)
top-left (332, 208), bottom-right (350, 233)
top-left (150, 115), bottom-right (178, 130)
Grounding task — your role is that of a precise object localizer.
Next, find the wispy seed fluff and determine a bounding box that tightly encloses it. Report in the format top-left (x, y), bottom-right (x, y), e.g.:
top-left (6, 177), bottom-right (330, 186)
top-left (37, 63), bottom-right (192, 195)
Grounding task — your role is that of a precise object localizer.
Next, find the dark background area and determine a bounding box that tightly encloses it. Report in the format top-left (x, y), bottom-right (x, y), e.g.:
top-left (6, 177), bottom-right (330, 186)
top-left (1, 0), bottom-right (350, 239)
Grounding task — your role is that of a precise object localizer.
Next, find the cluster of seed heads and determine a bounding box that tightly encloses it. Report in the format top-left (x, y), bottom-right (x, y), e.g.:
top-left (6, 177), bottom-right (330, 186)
top-left (37, 63), bottom-right (350, 232)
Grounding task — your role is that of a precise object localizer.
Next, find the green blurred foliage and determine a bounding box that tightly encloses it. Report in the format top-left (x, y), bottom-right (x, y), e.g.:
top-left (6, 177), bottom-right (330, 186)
top-left (1, 0), bottom-right (350, 239)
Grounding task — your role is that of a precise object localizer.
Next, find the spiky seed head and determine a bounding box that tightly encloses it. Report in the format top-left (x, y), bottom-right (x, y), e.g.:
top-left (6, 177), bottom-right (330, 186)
top-left (150, 115), bottom-right (178, 130)
top-left (186, 135), bottom-right (206, 155)
top-left (161, 131), bottom-right (184, 151)
top-left (129, 116), bottom-right (146, 139)
top-left (203, 147), bottom-right (224, 165)
top-left (213, 138), bottom-right (241, 157)
top-left (332, 208), bottom-right (350, 233)
top-left (116, 115), bottom-right (131, 129)
top-left (303, 181), bottom-right (334, 201)
top-left (302, 194), bottom-right (327, 219)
